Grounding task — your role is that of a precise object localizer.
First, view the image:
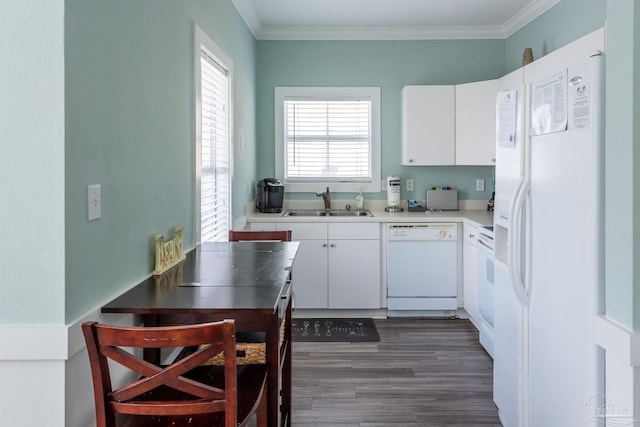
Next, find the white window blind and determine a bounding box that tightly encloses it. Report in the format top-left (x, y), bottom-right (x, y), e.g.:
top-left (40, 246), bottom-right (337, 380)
top-left (200, 49), bottom-right (230, 243)
top-left (275, 87), bottom-right (381, 193)
top-left (284, 97), bottom-right (372, 181)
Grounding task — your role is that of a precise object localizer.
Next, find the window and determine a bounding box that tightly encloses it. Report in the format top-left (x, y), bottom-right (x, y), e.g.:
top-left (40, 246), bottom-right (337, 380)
top-left (275, 87), bottom-right (381, 193)
top-left (195, 26), bottom-right (233, 243)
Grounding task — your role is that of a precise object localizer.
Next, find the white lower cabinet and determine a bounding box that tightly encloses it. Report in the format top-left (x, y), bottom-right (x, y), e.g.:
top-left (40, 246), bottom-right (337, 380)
top-left (259, 222), bottom-right (381, 309)
top-left (462, 223), bottom-right (480, 327)
top-left (327, 223), bottom-right (381, 309)
top-left (278, 222), bottom-right (329, 309)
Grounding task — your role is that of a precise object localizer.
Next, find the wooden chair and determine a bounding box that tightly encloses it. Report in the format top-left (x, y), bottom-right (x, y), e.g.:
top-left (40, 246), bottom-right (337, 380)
top-left (228, 230), bottom-right (292, 242)
top-left (82, 320), bottom-right (267, 427)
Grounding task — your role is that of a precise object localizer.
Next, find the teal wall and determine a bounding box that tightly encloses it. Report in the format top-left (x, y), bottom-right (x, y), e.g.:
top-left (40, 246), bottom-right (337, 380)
top-left (604, 0), bottom-right (639, 329)
top-left (58, 0), bottom-right (612, 324)
top-left (255, 0), bottom-right (606, 204)
top-left (256, 40), bottom-right (505, 202)
top-left (64, 0), bottom-right (257, 322)
top-left (505, 0), bottom-right (605, 73)
top-left (0, 0), bottom-right (66, 323)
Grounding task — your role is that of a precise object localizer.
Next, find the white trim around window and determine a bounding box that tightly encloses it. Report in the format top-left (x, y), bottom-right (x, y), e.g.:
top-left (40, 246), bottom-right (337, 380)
top-left (194, 24), bottom-right (233, 244)
top-left (275, 87), bottom-right (381, 193)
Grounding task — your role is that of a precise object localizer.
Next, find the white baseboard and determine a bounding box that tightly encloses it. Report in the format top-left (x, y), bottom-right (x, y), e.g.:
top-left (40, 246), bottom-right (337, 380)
top-left (595, 315), bottom-right (640, 367)
top-left (0, 310), bottom-right (136, 361)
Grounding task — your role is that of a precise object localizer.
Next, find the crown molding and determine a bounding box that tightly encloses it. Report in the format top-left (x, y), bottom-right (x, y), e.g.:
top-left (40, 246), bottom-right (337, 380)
top-left (233, 0), bottom-right (561, 41)
top-left (231, 0), bottom-right (262, 39)
top-left (501, 0), bottom-right (561, 38)
top-left (256, 26), bottom-right (506, 41)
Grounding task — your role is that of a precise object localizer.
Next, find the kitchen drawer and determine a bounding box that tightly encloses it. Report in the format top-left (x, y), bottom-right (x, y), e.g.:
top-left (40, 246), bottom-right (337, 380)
top-left (277, 222), bottom-right (327, 240)
top-left (328, 222), bottom-right (380, 240)
top-left (463, 223), bottom-right (479, 245)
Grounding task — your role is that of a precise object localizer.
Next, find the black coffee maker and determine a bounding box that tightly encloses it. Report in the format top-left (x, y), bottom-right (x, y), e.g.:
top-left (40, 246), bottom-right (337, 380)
top-left (256, 178), bottom-right (285, 213)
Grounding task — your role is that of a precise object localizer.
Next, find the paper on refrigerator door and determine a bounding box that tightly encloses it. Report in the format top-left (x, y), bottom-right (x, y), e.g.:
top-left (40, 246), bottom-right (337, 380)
top-left (530, 69), bottom-right (568, 135)
top-left (570, 80), bottom-right (591, 129)
top-left (497, 89), bottom-right (518, 148)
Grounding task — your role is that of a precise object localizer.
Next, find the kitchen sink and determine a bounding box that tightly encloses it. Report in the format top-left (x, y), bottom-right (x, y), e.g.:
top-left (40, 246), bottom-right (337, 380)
top-left (283, 210), bottom-right (327, 217)
top-left (328, 210), bottom-right (372, 217)
top-left (283, 209), bottom-right (373, 217)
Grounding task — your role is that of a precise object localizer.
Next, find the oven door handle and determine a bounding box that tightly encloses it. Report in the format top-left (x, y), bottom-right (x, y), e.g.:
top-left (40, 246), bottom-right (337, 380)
top-left (477, 238), bottom-right (493, 252)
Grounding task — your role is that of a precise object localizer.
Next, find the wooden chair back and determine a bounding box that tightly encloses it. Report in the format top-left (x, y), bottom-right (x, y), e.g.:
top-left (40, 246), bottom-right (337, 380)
top-left (228, 230), bottom-right (292, 242)
top-left (82, 320), bottom-right (238, 427)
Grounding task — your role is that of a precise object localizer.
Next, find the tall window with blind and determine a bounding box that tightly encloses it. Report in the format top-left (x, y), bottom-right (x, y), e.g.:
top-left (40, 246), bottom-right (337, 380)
top-left (195, 26), bottom-right (233, 243)
top-left (275, 87), bottom-right (381, 193)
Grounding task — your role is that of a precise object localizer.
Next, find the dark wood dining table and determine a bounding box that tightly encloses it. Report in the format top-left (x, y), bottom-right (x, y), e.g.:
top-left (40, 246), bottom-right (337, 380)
top-left (102, 241), bottom-right (299, 427)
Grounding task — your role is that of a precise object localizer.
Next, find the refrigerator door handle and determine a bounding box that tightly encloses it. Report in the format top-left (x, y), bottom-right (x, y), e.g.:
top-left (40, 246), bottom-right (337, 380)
top-left (508, 177), bottom-right (531, 307)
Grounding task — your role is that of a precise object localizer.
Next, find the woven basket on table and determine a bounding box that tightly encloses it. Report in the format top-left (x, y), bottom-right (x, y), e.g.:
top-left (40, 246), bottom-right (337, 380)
top-left (201, 318), bottom-right (286, 366)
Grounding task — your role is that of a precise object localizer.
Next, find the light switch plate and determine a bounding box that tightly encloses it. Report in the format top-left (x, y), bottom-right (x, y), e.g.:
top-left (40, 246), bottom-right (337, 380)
top-left (406, 178), bottom-right (414, 192)
top-left (88, 184), bottom-right (101, 221)
top-left (476, 179), bottom-right (485, 192)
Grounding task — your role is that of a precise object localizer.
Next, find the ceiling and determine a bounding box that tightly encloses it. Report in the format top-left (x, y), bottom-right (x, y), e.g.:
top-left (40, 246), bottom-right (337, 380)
top-left (232, 0), bottom-right (560, 40)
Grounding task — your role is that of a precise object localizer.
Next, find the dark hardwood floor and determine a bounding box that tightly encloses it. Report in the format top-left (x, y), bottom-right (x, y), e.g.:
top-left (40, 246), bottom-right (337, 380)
top-left (291, 318), bottom-right (501, 426)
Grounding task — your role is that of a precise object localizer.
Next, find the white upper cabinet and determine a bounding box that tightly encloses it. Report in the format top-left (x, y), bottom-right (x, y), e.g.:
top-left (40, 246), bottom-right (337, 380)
top-left (401, 85), bottom-right (455, 165)
top-left (455, 79), bottom-right (498, 166)
top-left (401, 80), bottom-right (498, 166)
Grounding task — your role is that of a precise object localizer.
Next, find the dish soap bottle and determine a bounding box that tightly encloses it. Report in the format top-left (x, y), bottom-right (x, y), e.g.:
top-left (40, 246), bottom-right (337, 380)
top-left (355, 185), bottom-right (364, 209)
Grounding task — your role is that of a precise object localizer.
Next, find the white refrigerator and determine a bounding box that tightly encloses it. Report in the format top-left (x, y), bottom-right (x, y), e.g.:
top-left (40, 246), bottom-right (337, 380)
top-left (493, 51), bottom-right (605, 426)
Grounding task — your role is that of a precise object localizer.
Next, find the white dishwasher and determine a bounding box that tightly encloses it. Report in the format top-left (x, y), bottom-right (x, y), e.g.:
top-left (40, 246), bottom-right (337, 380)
top-left (387, 223), bottom-right (458, 317)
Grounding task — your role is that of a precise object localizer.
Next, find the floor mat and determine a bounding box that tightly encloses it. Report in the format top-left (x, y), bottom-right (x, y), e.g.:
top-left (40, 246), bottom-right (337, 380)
top-left (291, 318), bottom-right (380, 342)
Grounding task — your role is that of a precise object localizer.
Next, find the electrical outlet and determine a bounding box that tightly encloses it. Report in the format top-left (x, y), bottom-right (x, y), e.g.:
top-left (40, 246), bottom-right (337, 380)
top-left (406, 178), bottom-right (414, 192)
top-left (476, 179), bottom-right (485, 192)
top-left (88, 184), bottom-right (101, 221)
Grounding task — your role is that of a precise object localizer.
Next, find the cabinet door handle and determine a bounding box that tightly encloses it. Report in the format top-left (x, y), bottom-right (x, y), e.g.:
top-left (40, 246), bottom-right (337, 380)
top-left (322, 243), bottom-right (327, 248)
top-left (330, 243), bottom-right (336, 248)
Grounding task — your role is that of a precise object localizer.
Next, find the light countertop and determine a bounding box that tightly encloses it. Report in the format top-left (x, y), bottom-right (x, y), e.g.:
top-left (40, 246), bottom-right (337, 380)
top-left (246, 207), bottom-right (493, 229)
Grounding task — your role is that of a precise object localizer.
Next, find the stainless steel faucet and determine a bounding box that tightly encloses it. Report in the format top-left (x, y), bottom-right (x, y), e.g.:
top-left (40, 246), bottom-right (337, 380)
top-left (316, 187), bottom-right (331, 210)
